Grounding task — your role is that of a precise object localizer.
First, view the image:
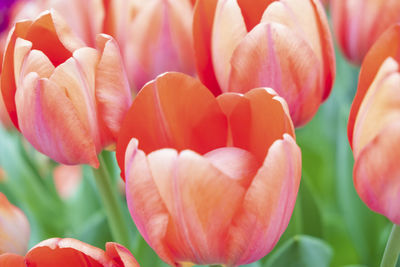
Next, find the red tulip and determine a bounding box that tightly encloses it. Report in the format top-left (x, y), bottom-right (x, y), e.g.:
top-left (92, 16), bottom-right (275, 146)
top-left (0, 193), bottom-right (30, 255)
top-left (348, 24), bottom-right (400, 224)
top-left (331, 0), bottom-right (400, 64)
top-left (116, 72), bottom-right (301, 266)
top-left (1, 10), bottom-right (131, 167)
top-left (0, 238), bottom-right (139, 267)
top-left (193, 0), bottom-right (335, 126)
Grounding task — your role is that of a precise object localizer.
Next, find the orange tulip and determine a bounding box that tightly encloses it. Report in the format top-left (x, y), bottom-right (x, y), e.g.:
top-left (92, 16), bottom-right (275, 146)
top-left (11, 0), bottom-right (196, 92)
top-left (116, 72), bottom-right (301, 266)
top-left (0, 193), bottom-right (30, 255)
top-left (348, 24), bottom-right (400, 224)
top-left (0, 238), bottom-right (139, 267)
top-left (331, 0), bottom-right (400, 64)
top-left (193, 0), bottom-right (335, 126)
top-left (1, 10), bottom-right (131, 167)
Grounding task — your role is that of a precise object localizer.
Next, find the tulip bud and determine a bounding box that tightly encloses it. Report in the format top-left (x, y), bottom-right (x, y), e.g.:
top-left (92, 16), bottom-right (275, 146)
top-left (0, 193), bottom-right (30, 255)
top-left (193, 0), bottom-right (335, 126)
top-left (116, 72), bottom-right (301, 266)
top-left (348, 24), bottom-right (400, 224)
top-left (331, 0), bottom-right (400, 64)
top-left (0, 238), bottom-right (139, 266)
top-left (1, 10), bottom-right (131, 167)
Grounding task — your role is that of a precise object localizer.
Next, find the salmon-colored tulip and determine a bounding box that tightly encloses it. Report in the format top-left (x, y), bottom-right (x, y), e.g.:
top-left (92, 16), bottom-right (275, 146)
top-left (331, 0), bottom-right (400, 64)
top-left (1, 10), bottom-right (131, 167)
top-left (11, 0), bottom-right (196, 92)
top-left (0, 193), bottom-right (30, 255)
top-left (116, 72), bottom-right (301, 266)
top-left (53, 165), bottom-right (82, 199)
top-left (348, 24), bottom-right (400, 224)
top-left (0, 238), bottom-right (139, 267)
top-left (193, 0), bottom-right (335, 126)
top-left (124, 0), bottom-right (195, 91)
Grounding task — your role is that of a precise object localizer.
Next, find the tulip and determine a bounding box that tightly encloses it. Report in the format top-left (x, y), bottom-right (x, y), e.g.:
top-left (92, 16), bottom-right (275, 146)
top-left (193, 0), bottom-right (335, 126)
top-left (0, 193), bottom-right (30, 255)
top-left (124, 0), bottom-right (195, 91)
top-left (1, 10), bottom-right (131, 167)
top-left (116, 72), bottom-right (301, 266)
top-left (0, 238), bottom-right (139, 267)
top-left (53, 165), bottom-right (82, 199)
top-left (348, 24), bottom-right (400, 224)
top-left (331, 0), bottom-right (400, 64)
top-left (11, 0), bottom-right (196, 92)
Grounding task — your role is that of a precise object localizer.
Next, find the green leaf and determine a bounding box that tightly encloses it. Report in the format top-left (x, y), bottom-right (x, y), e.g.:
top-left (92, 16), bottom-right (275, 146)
top-left (265, 236), bottom-right (333, 267)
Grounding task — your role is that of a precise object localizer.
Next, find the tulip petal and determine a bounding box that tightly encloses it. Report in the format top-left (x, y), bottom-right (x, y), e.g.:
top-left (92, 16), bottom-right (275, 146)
top-left (15, 73), bottom-right (98, 167)
top-left (261, 0), bottom-right (335, 100)
top-left (23, 11), bottom-right (84, 66)
top-left (227, 134), bottom-right (301, 265)
top-left (49, 47), bottom-right (101, 151)
top-left (125, 139), bottom-right (175, 266)
top-left (217, 88), bottom-right (294, 162)
top-left (236, 0), bottom-right (273, 31)
top-left (192, 0), bottom-right (221, 95)
top-left (96, 34), bottom-right (132, 143)
top-left (354, 121), bottom-right (400, 225)
top-left (25, 238), bottom-right (115, 266)
top-left (0, 254), bottom-right (25, 267)
top-left (228, 22), bottom-right (321, 126)
top-left (352, 58), bottom-right (400, 156)
top-left (145, 148), bottom-right (247, 265)
top-left (105, 242), bottom-right (140, 267)
top-left (211, 0), bottom-right (247, 92)
top-left (116, 72), bottom-right (227, 179)
top-left (1, 20), bottom-right (32, 129)
top-left (348, 24), bottom-right (400, 147)
top-left (0, 193), bottom-right (30, 255)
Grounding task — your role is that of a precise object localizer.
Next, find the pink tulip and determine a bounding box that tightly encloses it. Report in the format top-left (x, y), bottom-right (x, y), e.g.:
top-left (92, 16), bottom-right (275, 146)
top-left (1, 10), bottom-right (131, 167)
top-left (0, 193), bottom-right (30, 255)
top-left (332, 0), bottom-right (400, 64)
top-left (116, 72), bottom-right (301, 266)
top-left (53, 165), bottom-right (82, 199)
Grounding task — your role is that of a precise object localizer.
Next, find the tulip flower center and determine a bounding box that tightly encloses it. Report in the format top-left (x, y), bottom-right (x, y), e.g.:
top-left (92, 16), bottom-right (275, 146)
top-left (24, 22), bottom-right (72, 67)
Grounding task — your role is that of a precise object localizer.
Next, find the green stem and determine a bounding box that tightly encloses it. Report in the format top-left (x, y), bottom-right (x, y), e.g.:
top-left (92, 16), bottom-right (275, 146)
top-left (92, 153), bottom-right (130, 247)
top-left (381, 225), bottom-right (400, 267)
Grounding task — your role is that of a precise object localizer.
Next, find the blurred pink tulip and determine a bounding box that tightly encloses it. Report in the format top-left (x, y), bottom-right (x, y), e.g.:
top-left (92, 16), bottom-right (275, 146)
top-left (0, 193), bottom-right (30, 255)
top-left (0, 238), bottom-right (139, 266)
top-left (1, 11), bottom-right (131, 167)
top-left (331, 0), bottom-right (400, 64)
top-left (53, 165), bottom-right (82, 199)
